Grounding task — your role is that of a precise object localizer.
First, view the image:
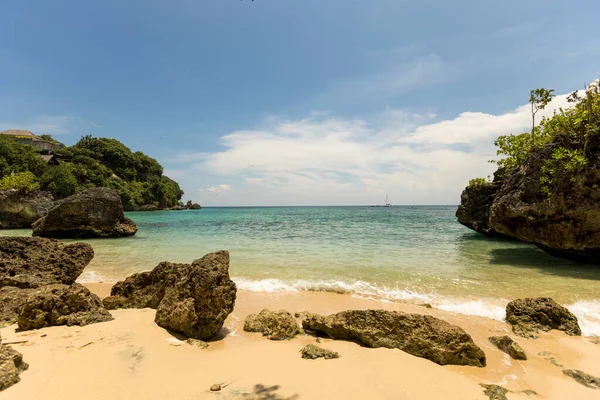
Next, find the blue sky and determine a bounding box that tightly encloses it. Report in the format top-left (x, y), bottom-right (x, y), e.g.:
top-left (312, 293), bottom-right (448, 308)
top-left (1, 0), bottom-right (599, 205)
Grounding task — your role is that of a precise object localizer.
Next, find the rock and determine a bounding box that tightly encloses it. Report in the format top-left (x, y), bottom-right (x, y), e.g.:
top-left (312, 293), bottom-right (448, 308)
top-left (210, 384), bottom-right (221, 392)
top-left (0, 189), bottom-right (54, 229)
top-left (0, 237), bottom-right (95, 325)
top-left (0, 342), bottom-right (28, 391)
top-left (32, 187), bottom-right (138, 238)
top-left (456, 170), bottom-right (507, 237)
top-left (479, 384), bottom-right (537, 400)
top-left (480, 384), bottom-right (509, 400)
top-left (300, 344), bottom-right (340, 359)
top-left (488, 336), bottom-right (527, 360)
top-left (506, 298), bottom-right (581, 338)
top-left (188, 203), bottom-right (201, 210)
top-left (0, 236), bottom-right (94, 288)
top-left (563, 369), bottom-right (600, 389)
top-left (138, 204), bottom-right (159, 212)
top-left (185, 338), bottom-right (208, 349)
top-left (17, 283), bottom-right (113, 331)
top-left (244, 309), bottom-right (302, 340)
top-left (104, 251), bottom-right (236, 340)
top-left (301, 309), bottom-right (486, 367)
top-left (487, 136), bottom-right (600, 263)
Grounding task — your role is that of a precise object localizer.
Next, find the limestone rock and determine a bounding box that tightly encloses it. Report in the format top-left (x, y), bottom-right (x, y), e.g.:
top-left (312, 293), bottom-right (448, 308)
top-left (456, 169), bottom-right (507, 237)
top-left (563, 369), bottom-right (600, 389)
top-left (244, 309), bottom-right (302, 340)
top-left (0, 343), bottom-right (28, 392)
top-left (32, 187), bottom-right (137, 238)
top-left (488, 136), bottom-right (600, 263)
top-left (300, 344), bottom-right (340, 360)
top-left (104, 251), bottom-right (236, 340)
top-left (506, 298), bottom-right (581, 338)
top-left (301, 309), bottom-right (486, 367)
top-left (0, 237), bottom-right (95, 325)
top-left (185, 200), bottom-right (201, 210)
top-left (488, 335), bottom-right (527, 360)
top-left (0, 236), bottom-right (94, 288)
top-left (185, 338), bottom-right (208, 348)
top-left (17, 283), bottom-right (113, 331)
top-left (0, 189), bottom-right (54, 229)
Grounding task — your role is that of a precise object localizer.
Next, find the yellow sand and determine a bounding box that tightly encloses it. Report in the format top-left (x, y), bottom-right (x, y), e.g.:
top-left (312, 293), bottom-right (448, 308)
top-left (1, 285), bottom-right (599, 400)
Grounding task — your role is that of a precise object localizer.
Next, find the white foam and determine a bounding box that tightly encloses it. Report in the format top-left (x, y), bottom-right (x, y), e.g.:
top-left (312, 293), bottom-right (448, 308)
top-left (567, 300), bottom-right (600, 337)
top-left (436, 299), bottom-right (507, 322)
top-left (76, 270), bottom-right (106, 283)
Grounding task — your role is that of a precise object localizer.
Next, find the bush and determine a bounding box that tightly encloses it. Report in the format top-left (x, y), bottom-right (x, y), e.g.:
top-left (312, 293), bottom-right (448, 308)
top-left (467, 177), bottom-right (492, 189)
top-left (40, 163), bottom-right (78, 198)
top-left (0, 171), bottom-right (40, 193)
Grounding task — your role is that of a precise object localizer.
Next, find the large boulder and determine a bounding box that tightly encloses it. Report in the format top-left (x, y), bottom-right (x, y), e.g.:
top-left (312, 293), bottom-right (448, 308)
top-left (0, 336), bottom-right (28, 392)
top-left (0, 189), bottom-right (54, 229)
top-left (244, 309), bottom-right (302, 340)
top-left (32, 187), bottom-right (138, 238)
top-left (301, 310), bottom-right (486, 367)
top-left (487, 136), bottom-right (600, 263)
top-left (505, 297), bottom-right (581, 338)
top-left (17, 283), bottom-right (113, 331)
top-left (0, 236), bottom-right (94, 289)
top-left (104, 251), bottom-right (236, 340)
top-left (0, 236), bottom-right (100, 327)
top-left (456, 170), bottom-right (507, 237)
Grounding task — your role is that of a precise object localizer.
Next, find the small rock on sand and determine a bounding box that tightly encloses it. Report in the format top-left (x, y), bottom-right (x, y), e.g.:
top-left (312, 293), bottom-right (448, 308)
top-left (210, 384), bottom-right (221, 391)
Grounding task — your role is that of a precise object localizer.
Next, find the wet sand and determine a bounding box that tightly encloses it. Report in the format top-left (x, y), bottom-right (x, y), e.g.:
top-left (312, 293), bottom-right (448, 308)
top-left (1, 284), bottom-right (599, 399)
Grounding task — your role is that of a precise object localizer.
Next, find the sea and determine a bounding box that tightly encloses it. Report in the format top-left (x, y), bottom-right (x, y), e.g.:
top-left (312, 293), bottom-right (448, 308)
top-left (4, 206), bottom-right (600, 336)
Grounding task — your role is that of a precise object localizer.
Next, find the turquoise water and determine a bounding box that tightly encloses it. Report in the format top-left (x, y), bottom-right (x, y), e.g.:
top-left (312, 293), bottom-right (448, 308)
top-left (4, 206), bottom-right (600, 335)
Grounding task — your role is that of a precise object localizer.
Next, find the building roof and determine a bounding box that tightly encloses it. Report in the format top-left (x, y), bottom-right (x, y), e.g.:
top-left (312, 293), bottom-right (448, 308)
top-left (0, 129), bottom-right (38, 138)
top-left (39, 154), bottom-right (56, 162)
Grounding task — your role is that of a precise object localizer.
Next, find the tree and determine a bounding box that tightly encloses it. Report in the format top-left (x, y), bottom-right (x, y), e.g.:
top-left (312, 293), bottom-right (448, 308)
top-left (529, 88), bottom-right (555, 145)
top-left (0, 171), bottom-right (40, 193)
top-left (40, 163), bottom-right (78, 198)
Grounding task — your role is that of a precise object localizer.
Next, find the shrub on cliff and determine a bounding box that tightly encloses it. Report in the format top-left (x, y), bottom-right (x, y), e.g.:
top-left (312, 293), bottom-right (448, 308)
top-left (0, 171), bottom-right (40, 193)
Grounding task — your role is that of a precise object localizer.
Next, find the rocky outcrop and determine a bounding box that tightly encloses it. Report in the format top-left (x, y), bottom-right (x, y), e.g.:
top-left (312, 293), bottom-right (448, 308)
top-left (0, 237), bottom-right (95, 325)
top-left (456, 170), bottom-right (507, 237)
top-left (0, 337), bottom-right (28, 392)
top-left (0, 189), bottom-right (54, 229)
top-left (458, 133), bottom-right (600, 263)
top-left (488, 336), bottom-right (527, 360)
top-left (103, 251), bottom-right (236, 340)
top-left (32, 187), bottom-right (137, 238)
top-left (0, 237), bottom-right (93, 288)
top-left (300, 344), bottom-right (340, 359)
top-left (243, 309), bottom-right (302, 340)
top-left (17, 283), bottom-right (113, 331)
top-left (506, 297), bottom-right (581, 338)
top-left (563, 369), bottom-right (600, 389)
top-left (301, 309), bottom-right (486, 367)
top-left (188, 203), bottom-right (201, 210)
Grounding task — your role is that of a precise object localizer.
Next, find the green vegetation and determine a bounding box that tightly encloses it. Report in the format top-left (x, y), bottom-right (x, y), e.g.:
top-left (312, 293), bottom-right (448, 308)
top-left (488, 80), bottom-right (600, 197)
top-left (467, 177), bottom-right (492, 189)
top-left (0, 171), bottom-right (40, 193)
top-left (0, 134), bottom-right (183, 209)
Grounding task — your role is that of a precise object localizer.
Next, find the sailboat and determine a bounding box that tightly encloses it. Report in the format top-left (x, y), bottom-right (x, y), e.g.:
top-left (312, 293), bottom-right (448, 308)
top-left (384, 194), bottom-right (392, 207)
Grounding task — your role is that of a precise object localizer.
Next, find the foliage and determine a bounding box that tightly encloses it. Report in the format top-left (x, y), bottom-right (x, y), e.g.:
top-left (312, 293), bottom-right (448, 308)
top-left (467, 177), bottom-right (492, 189)
top-left (0, 171), bottom-right (40, 193)
top-left (487, 80), bottom-right (600, 197)
top-left (540, 148), bottom-right (587, 196)
top-left (529, 88), bottom-right (555, 145)
top-left (40, 163), bottom-right (78, 198)
top-left (0, 136), bottom-right (48, 178)
top-left (0, 132), bottom-right (184, 208)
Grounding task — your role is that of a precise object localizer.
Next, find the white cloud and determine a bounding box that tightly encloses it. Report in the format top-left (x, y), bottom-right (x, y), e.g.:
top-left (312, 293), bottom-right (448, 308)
top-left (175, 89), bottom-right (578, 206)
top-left (200, 184), bottom-right (233, 193)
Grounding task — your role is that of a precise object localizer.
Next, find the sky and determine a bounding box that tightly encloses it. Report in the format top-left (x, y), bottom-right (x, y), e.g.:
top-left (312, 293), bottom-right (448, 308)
top-left (1, 0), bottom-right (599, 206)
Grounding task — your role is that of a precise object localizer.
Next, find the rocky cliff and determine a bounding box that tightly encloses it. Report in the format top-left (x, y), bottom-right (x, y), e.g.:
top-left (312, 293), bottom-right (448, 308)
top-left (458, 133), bottom-right (600, 263)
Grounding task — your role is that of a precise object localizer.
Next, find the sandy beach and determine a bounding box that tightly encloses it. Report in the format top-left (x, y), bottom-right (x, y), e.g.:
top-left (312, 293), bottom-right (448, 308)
top-left (1, 284), bottom-right (598, 400)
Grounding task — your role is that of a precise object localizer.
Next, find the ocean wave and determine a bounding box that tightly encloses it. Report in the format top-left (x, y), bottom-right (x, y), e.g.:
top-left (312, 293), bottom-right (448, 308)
top-left (233, 277), bottom-right (600, 337)
top-left (566, 300), bottom-right (600, 338)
